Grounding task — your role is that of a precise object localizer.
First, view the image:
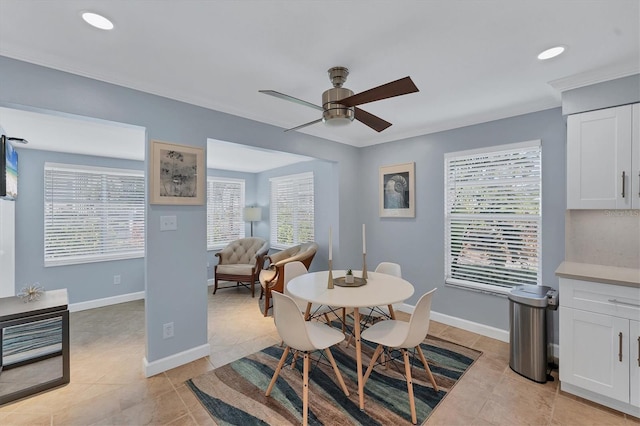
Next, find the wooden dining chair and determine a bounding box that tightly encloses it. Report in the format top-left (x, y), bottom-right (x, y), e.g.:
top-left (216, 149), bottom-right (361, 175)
top-left (360, 288), bottom-right (439, 425)
top-left (266, 291), bottom-right (350, 426)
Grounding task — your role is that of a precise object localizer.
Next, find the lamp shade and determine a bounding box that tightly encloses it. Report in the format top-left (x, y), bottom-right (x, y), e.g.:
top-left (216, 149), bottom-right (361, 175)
top-left (243, 207), bottom-right (262, 222)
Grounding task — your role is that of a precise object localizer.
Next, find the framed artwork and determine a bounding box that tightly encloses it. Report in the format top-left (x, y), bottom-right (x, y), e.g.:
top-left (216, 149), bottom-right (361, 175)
top-left (379, 162), bottom-right (415, 218)
top-left (150, 140), bottom-right (205, 205)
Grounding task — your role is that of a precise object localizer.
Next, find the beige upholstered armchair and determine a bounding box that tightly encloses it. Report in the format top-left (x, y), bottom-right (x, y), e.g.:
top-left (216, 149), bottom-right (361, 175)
top-left (213, 237), bottom-right (270, 297)
top-left (259, 242), bottom-right (318, 316)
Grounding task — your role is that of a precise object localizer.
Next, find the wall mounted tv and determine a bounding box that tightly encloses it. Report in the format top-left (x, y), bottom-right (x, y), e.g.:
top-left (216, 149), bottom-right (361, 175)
top-left (0, 134), bottom-right (18, 200)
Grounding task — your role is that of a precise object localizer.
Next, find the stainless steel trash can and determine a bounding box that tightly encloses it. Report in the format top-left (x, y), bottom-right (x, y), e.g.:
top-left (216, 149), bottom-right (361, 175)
top-left (508, 284), bottom-right (557, 383)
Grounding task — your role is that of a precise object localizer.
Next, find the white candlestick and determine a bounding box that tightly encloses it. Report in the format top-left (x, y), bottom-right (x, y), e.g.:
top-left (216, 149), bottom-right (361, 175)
top-left (362, 224), bottom-right (366, 254)
top-left (329, 227), bottom-right (332, 260)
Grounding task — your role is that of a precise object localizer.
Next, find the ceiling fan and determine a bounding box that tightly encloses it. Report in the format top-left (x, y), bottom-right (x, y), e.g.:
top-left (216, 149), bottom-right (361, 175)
top-left (259, 66), bottom-right (419, 133)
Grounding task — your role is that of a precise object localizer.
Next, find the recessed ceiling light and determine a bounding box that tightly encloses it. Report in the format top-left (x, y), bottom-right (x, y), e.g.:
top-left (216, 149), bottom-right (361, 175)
top-left (82, 12), bottom-right (114, 30)
top-left (537, 46), bottom-right (565, 60)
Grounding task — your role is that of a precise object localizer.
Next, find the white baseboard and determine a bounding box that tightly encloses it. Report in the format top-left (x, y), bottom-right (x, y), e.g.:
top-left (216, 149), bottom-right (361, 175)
top-left (397, 303), bottom-right (510, 342)
top-left (69, 291), bottom-right (145, 312)
top-left (398, 303), bottom-right (561, 360)
top-left (143, 343), bottom-right (211, 377)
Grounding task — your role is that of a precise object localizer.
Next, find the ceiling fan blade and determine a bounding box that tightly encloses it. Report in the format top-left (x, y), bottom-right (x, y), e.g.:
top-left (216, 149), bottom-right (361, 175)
top-left (259, 90), bottom-right (323, 111)
top-left (285, 118), bottom-right (323, 132)
top-left (354, 107), bottom-right (392, 132)
top-left (339, 76), bottom-right (418, 107)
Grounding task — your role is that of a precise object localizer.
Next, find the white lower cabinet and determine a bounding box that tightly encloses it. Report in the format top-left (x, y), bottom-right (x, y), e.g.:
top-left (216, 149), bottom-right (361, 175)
top-left (559, 278), bottom-right (640, 417)
top-left (631, 319), bottom-right (640, 408)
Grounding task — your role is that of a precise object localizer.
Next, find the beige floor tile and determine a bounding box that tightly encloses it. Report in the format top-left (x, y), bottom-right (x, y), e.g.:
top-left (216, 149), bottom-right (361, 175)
top-left (551, 394), bottom-right (626, 425)
top-left (2, 290), bottom-right (634, 426)
top-left (438, 325), bottom-right (482, 347)
top-left (164, 357), bottom-right (215, 386)
top-left (478, 374), bottom-right (556, 425)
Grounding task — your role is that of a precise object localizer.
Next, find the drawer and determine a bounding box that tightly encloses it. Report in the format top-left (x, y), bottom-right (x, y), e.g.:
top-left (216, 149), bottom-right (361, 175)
top-left (560, 278), bottom-right (640, 320)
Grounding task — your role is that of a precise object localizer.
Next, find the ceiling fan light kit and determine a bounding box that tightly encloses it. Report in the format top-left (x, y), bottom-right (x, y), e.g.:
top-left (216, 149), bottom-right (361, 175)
top-left (260, 66), bottom-right (418, 133)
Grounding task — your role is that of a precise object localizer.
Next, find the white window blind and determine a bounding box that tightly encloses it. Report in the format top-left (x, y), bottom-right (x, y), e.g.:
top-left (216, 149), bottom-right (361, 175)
top-left (44, 163), bottom-right (145, 266)
top-left (270, 172), bottom-right (314, 249)
top-left (206, 177), bottom-right (245, 249)
top-left (445, 140), bottom-right (541, 293)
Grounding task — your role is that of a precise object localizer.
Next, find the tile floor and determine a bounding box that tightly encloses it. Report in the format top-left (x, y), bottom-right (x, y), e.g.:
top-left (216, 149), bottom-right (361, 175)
top-left (0, 287), bottom-right (638, 425)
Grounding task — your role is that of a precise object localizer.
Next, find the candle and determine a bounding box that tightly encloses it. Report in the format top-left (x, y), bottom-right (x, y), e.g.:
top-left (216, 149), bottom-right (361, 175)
top-left (329, 227), bottom-right (332, 260)
top-left (362, 223), bottom-right (366, 254)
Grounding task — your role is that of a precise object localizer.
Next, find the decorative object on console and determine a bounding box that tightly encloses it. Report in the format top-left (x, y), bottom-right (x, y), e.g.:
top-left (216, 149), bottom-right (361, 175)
top-left (243, 206), bottom-right (262, 237)
top-left (17, 283), bottom-right (44, 303)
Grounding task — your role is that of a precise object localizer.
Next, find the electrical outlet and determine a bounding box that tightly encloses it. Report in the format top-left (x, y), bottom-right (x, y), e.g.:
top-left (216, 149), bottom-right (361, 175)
top-left (113, 275), bottom-right (121, 285)
top-left (163, 322), bottom-right (174, 339)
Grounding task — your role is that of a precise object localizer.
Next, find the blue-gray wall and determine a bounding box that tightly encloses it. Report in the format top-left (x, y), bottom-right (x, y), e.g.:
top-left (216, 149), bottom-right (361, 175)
top-left (15, 149), bottom-right (145, 302)
top-left (0, 55), bottom-right (570, 359)
top-left (256, 159), bottom-right (338, 272)
top-left (360, 108), bottom-right (566, 341)
top-left (0, 56), bottom-right (360, 366)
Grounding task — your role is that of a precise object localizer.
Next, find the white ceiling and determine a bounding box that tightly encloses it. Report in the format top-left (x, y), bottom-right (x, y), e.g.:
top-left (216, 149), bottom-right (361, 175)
top-left (0, 0), bottom-right (638, 158)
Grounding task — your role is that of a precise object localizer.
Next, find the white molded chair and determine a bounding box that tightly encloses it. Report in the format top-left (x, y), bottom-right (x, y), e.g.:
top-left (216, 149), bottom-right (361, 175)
top-left (266, 291), bottom-right (350, 426)
top-left (284, 261), bottom-right (340, 325)
top-left (347, 262), bottom-right (402, 348)
top-left (375, 261), bottom-right (402, 277)
top-left (366, 262), bottom-right (402, 319)
top-left (361, 288), bottom-right (439, 425)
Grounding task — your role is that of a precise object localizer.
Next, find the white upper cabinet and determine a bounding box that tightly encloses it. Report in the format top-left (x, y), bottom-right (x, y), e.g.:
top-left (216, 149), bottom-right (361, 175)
top-left (567, 103), bottom-right (640, 209)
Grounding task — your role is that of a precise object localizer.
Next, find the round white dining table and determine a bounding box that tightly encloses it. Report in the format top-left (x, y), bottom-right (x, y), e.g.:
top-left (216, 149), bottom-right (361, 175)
top-left (287, 270), bottom-right (414, 410)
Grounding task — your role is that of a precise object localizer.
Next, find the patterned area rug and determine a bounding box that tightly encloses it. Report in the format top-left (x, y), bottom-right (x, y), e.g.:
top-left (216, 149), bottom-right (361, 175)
top-left (187, 333), bottom-right (481, 425)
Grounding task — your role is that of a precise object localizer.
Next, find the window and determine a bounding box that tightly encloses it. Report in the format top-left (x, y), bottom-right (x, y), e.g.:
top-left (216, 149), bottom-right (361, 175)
top-left (270, 172), bottom-right (314, 249)
top-left (445, 140), bottom-right (541, 294)
top-left (206, 177), bottom-right (245, 249)
top-left (44, 163), bottom-right (145, 266)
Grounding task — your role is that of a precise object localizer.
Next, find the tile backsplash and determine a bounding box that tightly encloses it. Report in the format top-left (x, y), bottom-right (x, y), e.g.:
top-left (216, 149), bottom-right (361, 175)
top-left (565, 210), bottom-right (640, 269)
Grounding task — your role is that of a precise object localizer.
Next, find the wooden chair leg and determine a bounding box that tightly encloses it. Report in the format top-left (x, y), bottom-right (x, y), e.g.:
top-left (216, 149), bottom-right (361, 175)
top-left (323, 313), bottom-right (332, 326)
top-left (402, 349), bottom-right (417, 425)
top-left (416, 345), bottom-right (439, 392)
top-left (213, 278), bottom-right (218, 294)
top-left (303, 352), bottom-right (309, 426)
top-left (362, 344), bottom-right (384, 387)
top-left (325, 348), bottom-right (349, 396)
top-left (263, 288), bottom-right (271, 317)
top-left (266, 346), bottom-right (290, 396)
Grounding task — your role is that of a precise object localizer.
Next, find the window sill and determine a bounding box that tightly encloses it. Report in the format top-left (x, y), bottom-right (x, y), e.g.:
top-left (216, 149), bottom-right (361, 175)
top-left (445, 278), bottom-right (511, 298)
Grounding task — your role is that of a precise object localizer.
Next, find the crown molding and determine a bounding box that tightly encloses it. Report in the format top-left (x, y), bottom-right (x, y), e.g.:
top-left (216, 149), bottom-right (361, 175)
top-left (548, 62), bottom-right (640, 92)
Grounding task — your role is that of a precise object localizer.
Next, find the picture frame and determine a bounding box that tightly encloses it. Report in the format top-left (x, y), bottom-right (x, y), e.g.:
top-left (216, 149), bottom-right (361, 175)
top-left (150, 140), bottom-right (205, 205)
top-left (379, 162), bottom-right (415, 218)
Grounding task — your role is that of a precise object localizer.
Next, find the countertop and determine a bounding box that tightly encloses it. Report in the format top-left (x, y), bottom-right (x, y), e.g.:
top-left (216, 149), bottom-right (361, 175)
top-left (555, 261), bottom-right (640, 288)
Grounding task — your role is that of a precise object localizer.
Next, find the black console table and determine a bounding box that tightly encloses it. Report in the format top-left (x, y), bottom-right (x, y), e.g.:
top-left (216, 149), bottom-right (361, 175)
top-left (0, 289), bottom-right (69, 405)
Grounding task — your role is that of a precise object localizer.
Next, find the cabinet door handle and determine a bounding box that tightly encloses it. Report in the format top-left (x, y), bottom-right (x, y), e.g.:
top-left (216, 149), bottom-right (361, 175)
top-left (638, 172), bottom-right (640, 197)
top-left (608, 298), bottom-right (640, 308)
top-left (637, 336), bottom-right (640, 367)
top-left (619, 332), bottom-right (623, 362)
top-left (621, 171), bottom-right (626, 198)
